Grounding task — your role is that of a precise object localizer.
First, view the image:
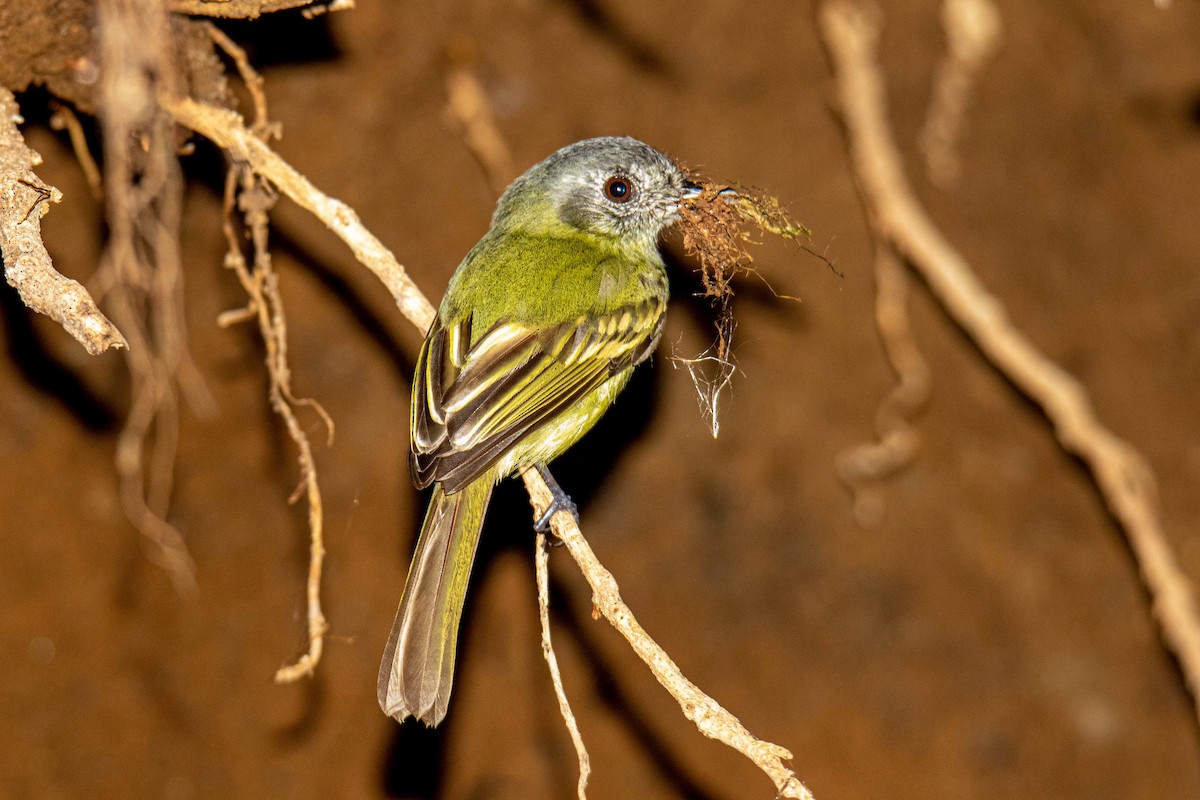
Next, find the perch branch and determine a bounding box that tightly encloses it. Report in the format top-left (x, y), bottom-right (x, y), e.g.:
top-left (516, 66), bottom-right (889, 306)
top-left (820, 0), bottom-right (1200, 726)
top-left (0, 88), bottom-right (125, 355)
top-left (167, 94), bottom-right (812, 798)
top-left (521, 469), bottom-right (813, 800)
top-left (536, 531), bottom-right (591, 800)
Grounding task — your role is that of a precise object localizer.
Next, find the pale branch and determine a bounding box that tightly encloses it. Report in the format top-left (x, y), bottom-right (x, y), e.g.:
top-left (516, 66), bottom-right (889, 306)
top-left (820, 0), bottom-right (1200, 726)
top-left (169, 93), bottom-right (420, 674)
top-left (835, 246), bottom-right (930, 526)
top-left (204, 23), bottom-right (273, 140)
top-left (163, 97), bottom-right (437, 331)
top-left (536, 531), bottom-right (591, 800)
top-left (204, 22), bottom-right (331, 683)
top-left (166, 92), bottom-right (813, 797)
top-left (169, 0), bottom-right (353, 20)
top-left (48, 103), bottom-right (103, 198)
top-left (443, 61), bottom-right (516, 196)
top-left (838, 0), bottom-right (990, 522)
top-left (918, 0), bottom-right (1002, 187)
top-left (521, 468), bottom-right (814, 800)
top-left (221, 170), bottom-right (332, 683)
top-left (0, 88), bottom-right (126, 355)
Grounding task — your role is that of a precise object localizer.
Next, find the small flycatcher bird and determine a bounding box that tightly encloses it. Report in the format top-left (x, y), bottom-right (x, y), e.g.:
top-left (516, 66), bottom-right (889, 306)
top-left (378, 137), bottom-right (697, 725)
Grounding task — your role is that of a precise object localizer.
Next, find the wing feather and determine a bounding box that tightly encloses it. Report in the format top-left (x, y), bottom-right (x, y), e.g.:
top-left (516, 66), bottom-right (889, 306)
top-left (409, 297), bottom-right (663, 492)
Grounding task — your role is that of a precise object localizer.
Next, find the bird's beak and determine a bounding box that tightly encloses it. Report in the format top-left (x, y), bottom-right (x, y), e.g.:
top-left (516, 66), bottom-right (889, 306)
top-left (681, 179), bottom-right (704, 200)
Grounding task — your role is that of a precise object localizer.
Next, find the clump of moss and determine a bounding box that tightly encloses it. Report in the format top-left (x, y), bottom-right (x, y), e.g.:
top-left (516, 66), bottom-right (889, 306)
top-left (679, 179), bottom-right (820, 296)
top-left (672, 175), bottom-right (834, 437)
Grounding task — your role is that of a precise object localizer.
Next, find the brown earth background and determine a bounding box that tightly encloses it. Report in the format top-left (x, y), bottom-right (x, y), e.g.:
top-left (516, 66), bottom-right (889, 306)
top-left (2, 1), bottom-right (1200, 798)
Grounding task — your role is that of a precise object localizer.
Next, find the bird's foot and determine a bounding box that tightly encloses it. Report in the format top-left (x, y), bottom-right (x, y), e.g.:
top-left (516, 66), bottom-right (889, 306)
top-left (533, 464), bottom-right (579, 536)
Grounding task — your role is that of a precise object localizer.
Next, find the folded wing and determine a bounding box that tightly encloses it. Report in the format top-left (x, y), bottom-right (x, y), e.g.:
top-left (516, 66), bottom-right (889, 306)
top-left (410, 298), bottom-right (664, 493)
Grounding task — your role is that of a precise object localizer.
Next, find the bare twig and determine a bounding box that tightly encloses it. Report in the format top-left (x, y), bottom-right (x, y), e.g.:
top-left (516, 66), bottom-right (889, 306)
top-left (204, 25), bottom-right (331, 681)
top-left (443, 56), bottom-right (516, 195)
top-left (48, 103), bottom-right (103, 198)
top-left (168, 95), bottom-right (419, 679)
top-left (204, 24), bottom-right (276, 141)
top-left (535, 531), bottom-right (591, 800)
top-left (820, 0), bottom-right (1200, 727)
top-left (169, 96), bottom-right (811, 796)
top-left (223, 170), bottom-right (332, 682)
top-left (835, 246), bottom-right (930, 526)
top-left (169, 0), bottom-right (353, 20)
top-left (0, 89), bottom-right (125, 354)
top-left (521, 469), bottom-right (814, 800)
top-left (164, 97), bottom-right (436, 331)
top-left (919, 0), bottom-right (1003, 187)
top-left (298, 0), bottom-right (354, 19)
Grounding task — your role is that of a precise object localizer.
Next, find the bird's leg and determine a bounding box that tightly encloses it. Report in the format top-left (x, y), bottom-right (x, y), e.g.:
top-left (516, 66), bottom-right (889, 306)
top-left (533, 463), bottom-right (579, 535)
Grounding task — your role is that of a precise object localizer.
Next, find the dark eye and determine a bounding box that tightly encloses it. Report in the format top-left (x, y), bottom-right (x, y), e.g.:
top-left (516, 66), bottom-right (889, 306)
top-left (603, 175), bottom-right (634, 204)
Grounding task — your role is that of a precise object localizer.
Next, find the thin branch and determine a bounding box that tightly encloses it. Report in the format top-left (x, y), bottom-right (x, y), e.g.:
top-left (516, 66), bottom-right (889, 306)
top-left (220, 170), bottom-right (332, 683)
top-left (164, 97), bottom-right (436, 331)
top-left (48, 103), bottom-right (103, 198)
top-left (521, 468), bottom-right (814, 800)
top-left (205, 25), bottom-right (331, 681)
top-left (169, 0), bottom-right (353, 20)
top-left (835, 246), bottom-right (929, 526)
top-left (820, 0), bottom-right (1200, 726)
top-left (443, 58), bottom-right (516, 195)
top-left (204, 23), bottom-right (275, 141)
top-left (0, 88), bottom-right (125, 355)
top-left (536, 531), bottom-right (591, 800)
top-left (918, 0), bottom-right (1003, 187)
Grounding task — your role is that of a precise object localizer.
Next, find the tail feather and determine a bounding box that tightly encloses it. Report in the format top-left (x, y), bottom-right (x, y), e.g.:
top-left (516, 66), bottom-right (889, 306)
top-left (378, 479), bottom-right (492, 725)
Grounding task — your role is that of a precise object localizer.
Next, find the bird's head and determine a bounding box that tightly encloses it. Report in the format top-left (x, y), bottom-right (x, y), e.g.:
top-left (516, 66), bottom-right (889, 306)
top-left (492, 136), bottom-right (701, 251)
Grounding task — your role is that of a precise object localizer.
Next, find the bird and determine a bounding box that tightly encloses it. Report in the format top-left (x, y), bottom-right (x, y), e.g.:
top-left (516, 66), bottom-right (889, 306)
top-left (378, 136), bottom-right (699, 726)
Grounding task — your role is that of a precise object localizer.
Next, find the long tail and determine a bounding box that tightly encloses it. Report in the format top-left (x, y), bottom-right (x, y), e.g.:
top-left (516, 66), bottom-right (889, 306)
top-left (377, 478), bottom-right (493, 725)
